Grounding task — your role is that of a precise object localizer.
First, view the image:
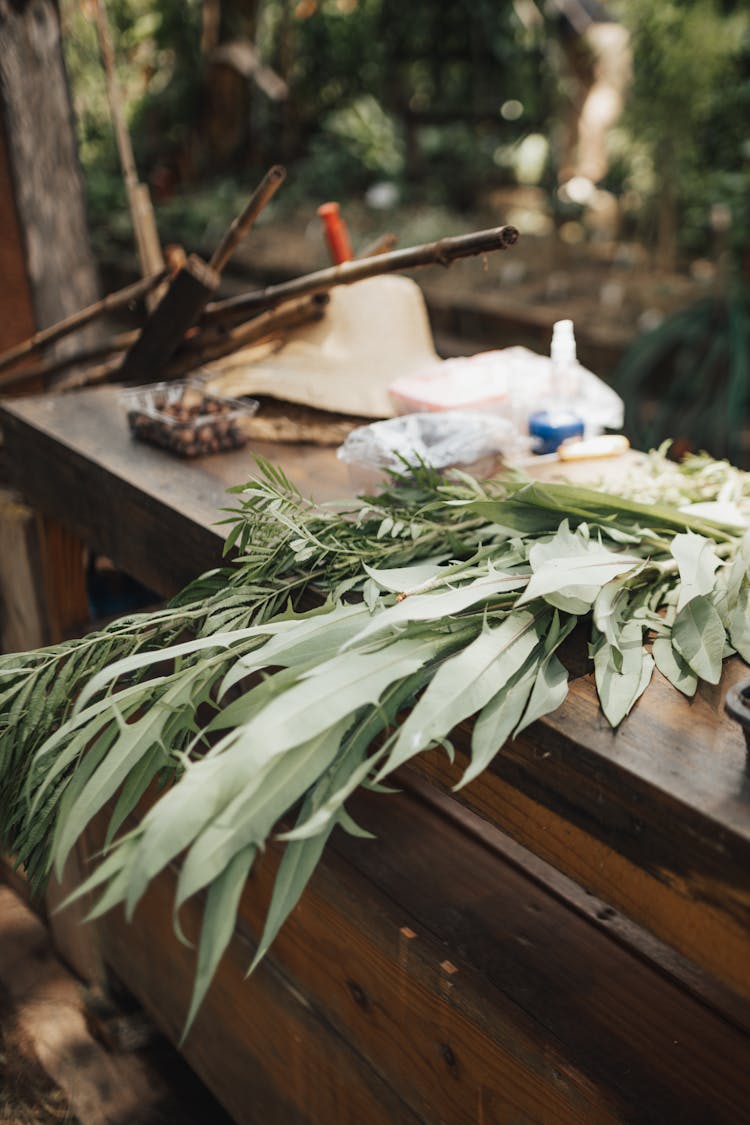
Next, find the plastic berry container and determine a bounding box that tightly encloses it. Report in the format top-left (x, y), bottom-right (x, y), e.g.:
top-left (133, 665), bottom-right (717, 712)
top-left (122, 381), bottom-right (259, 458)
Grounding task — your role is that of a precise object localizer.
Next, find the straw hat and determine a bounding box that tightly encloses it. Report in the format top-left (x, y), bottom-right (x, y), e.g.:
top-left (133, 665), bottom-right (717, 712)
top-left (204, 274), bottom-right (440, 418)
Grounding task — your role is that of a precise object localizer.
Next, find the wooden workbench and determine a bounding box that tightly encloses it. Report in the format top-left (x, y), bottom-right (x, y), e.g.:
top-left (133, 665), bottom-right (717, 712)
top-left (3, 386), bottom-right (750, 1124)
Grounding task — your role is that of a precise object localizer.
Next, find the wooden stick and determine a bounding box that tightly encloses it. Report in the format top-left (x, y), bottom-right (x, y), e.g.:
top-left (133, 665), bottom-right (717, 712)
top-left (54, 354), bottom-right (124, 392)
top-left (6, 331), bottom-right (138, 391)
top-left (92, 0), bottom-right (164, 286)
top-left (165, 292), bottom-right (329, 376)
top-left (0, 270), bottom-right (167, 380)
top-left (203, 225), bottom-right (519, 326)
top-left (209, 165), bottom-right (286, 273)
top-left (358, 232), bottom-right (397, 259)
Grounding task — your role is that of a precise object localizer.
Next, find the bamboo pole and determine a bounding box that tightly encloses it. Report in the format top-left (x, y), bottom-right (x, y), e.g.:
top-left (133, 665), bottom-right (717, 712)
top-left (0, 270), bottom-right (167, 383)
top-left (202, 224), bottom-right (519, 326)
top-left (91, 0), bottom-right (164, 288)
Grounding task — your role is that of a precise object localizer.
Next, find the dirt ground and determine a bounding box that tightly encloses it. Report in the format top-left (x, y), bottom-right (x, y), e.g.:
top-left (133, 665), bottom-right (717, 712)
top-left (0, 984), bottom-right (76, 1125)
top-left (0, 883), bottom-right (234, 1125)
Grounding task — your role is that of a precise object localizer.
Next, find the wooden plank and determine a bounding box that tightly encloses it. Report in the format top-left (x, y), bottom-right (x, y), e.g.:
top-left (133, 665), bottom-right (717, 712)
top-left (43, 840), bottom-right (105, 987)
top-left (411, 630), bottom-right (750, 1004)
top-left (327, 788), bottom-right (750, 1123)
top-left (36, 515), bottom-right (89, 643)
top-left (402, 771), bottom-right (750, 1037)
top-left (0, 492), bottom-right (87, 654)
top-left (85, 783), bottom-right (750, 1124)
top-left (92, 869), bottom-right (426, 1125)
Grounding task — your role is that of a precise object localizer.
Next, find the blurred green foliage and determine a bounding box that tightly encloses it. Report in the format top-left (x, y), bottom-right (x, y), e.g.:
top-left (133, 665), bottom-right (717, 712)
top-left (618, 0), bottom-right (750, 267)
top-left (62, 0), bottom-right (750, 271)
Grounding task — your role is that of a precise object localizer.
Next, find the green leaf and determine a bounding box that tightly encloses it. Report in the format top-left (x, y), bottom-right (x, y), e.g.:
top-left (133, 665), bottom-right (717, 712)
top-left (381, 610), bottom-right (545, 778)
top-left (594, 575), bottom-right (639, 654)
top-left (363, 557), bottom-right (451, 592)
top-left (104, 743), bottom-right (166, 849)
top-left (246, 711), bottom-right (395, 977)
top-left (729, 586), bottom-right (750, 665)
top-left (48, 724), bottom-right (117, 862)
top-left (173, 719), bottom-right (349, 915)
top-left (670, 532), bottom-right (721, 612)
top-left (652, 637), bottom-right (698, 697)
top-left (278, 743), bottom-right (389, 843)
top-left (468, 480), bottom-right (738, 540)
top-left (248, 814), bottom-right (331, 977)
top-left (278, 673), bottom-right (427, 844)
top-left (73, 624), bottom-right (295, 716)
top-left (349, 570), bottom-right (528, 646)
top-left (672, 595), bottom-right (726, 684)
top-left (54, 670), bottom-right (208, 877)
top-left (57, 838), bottom-right (137, 914)
top-left (594, 623), bottom-right (653, 727)
top-left (337, 809), bottom-right (377, 839)
top-left (514, 652), bottom-right (569, 737)
top-left (218, 603), bottom-right (371, 699)
top-left (182, 843), bottom-right (256, 1043)
top-left (518, 522), bottom-right (640, 614)
top-left (460, 655), bottom-right (540, 790)
top-left (212, 632), bottom-right (455, 779)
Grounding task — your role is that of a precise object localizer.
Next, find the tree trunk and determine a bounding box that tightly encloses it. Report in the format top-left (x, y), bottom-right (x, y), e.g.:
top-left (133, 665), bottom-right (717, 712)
top-left (0, 0), bottom-right (99, 361)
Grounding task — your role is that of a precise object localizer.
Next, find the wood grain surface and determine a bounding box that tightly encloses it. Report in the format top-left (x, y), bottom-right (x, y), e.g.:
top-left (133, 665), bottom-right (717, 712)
top-left (89, 783), bottom-right (750, 1124)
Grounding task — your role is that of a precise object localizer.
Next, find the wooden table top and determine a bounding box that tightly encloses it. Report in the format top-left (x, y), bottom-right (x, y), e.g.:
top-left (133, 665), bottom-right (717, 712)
top-left (3, 386), bottom-right (750, 1010)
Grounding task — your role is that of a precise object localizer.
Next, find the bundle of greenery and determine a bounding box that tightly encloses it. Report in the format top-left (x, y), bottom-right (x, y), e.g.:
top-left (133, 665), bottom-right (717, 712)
top-left (2, 448), bottom-right (748, 1034)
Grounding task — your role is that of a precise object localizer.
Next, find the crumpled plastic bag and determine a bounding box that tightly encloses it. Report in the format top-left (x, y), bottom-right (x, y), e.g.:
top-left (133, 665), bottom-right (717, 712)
top-left (337, 410), bottom-right (522, 477)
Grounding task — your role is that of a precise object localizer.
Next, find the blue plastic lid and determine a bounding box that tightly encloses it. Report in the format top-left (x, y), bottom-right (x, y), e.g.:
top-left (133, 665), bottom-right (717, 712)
top-left (528, 409), bottom-right (584, 455)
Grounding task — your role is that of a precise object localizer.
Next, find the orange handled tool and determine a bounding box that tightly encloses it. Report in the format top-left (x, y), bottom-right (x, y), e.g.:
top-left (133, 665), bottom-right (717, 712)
top-left (317, 201), bottom-right (353, 264)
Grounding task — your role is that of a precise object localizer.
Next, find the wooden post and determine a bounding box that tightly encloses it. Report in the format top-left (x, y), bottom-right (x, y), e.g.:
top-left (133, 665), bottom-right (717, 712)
top-left (0, 488), bottom-right (47, 652)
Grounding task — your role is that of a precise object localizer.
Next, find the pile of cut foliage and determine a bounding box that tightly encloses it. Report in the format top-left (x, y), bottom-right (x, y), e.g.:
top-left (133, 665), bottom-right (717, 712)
top-left (1, 448), bottom-right (749, 1035)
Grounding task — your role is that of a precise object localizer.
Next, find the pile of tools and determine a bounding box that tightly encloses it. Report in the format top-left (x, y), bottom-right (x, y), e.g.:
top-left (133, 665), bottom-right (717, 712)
top-left (0, 162), bottom-right (518, 400)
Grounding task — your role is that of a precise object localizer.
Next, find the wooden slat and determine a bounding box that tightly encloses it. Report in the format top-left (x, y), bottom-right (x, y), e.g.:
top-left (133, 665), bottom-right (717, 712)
top-left (0, 488), bottom-right (47, 652)
top-left (404, 628), bottom-right (750, 1004)
top-left (330, 788), bottom-right (750, 1123)
top-left (36, 515), bottom-right (89, 643)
